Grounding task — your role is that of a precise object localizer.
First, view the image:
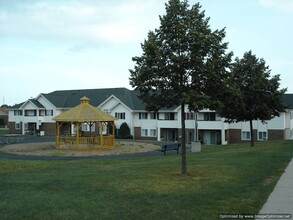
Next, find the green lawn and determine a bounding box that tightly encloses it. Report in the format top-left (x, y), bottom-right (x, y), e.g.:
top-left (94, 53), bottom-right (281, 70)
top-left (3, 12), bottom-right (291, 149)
top-left (0, 128), bottom-right (9, 136)
top-left (0, 141), bottom-right (292, 220)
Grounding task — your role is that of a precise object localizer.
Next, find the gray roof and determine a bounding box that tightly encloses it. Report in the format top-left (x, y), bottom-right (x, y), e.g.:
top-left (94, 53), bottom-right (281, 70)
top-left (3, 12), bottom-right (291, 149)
top-left (282, 94), bottom-right (293, 109)
top-left (29, 99), bottom-right (45, 108)
top-left (42, 87), bottom-right (146, 110)
top-left (11, 88), bottom-right (293, 112)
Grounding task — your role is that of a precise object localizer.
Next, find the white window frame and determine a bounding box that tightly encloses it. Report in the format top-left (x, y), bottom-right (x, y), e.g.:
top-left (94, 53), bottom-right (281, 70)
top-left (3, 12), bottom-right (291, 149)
top-left (15, 123), bottom-right (20, 130)
top-left (115, 112), bottom-right (125, 120)
top-left (139, 113), bottom-right (148, 120)
top-left (150, 129), bottom-right (157, 137)
top-left (45, 110), bottom-right (53, 116)
top-left (141, 129), bottom-right (148, 136)
top-left (258, 131), bottom-right (267, 141)
top-left (242, 131), bottom-right (251, 140)
top-left (14, 110), bottom-right (22, 116)
top-left (82, 124), bottom-right (88, 132)
top-left (150, 113), bottom-right (158, 120)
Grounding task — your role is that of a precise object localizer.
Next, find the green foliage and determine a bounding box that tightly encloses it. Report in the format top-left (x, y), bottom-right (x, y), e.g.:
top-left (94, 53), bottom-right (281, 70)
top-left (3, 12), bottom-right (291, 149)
top-left (0, 141), bottom-right (292, 219)
top-left (129, 0), bottom-right (232, 175)
top-left (218, 51), bottom-right (287, 146)
top-left (130, 0), bottom-right (232, 112)
top-left (118, 122), bottom-right (132, 139)
top-left (219, 51), bottom-right (286, 123)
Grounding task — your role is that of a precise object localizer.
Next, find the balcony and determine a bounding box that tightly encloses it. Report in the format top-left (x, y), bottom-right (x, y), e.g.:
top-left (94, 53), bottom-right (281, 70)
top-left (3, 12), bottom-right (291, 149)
top-left (198, 120), bottom-right (223, 130)
top-left (157, 120), bottom-right (179, 128)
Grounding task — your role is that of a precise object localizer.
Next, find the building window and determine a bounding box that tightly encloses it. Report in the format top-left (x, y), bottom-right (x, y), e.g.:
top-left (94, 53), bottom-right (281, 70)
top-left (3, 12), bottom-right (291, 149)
top-left (258, 132), bottom-right (267, 140)
top-left (141, 129), bottom-right (148, 136)
top-left (14, 110), bottom-right (22, 116)
top-left (24, 110), bottom-right (37, 116)
top-left (139, 113), bottom-right (148, 119)
top-left (115, 112), bottom-right (125, 119)
top-left (45, 110), bottom-right (53, 116)
top-left (150, 129), bottom-right (157, 137)
top-left (82, 124), bottom-right (88, 131)
top-left (242, 131), bottom-right (251, 140)
top-left (15, 123), bottom-right (20, 130)
top-left (150, 113), bottom-right (158, 120)
top-left (82, 123), bottom-right (96, 132)
top-left (165, 113), bottom-right (175, 120)
top-left (186, 112), bottom-right (194, 120)
top-left (204, 112), bottom-right (216, 121)
top-left (39, 110), bottom-right (45, 116)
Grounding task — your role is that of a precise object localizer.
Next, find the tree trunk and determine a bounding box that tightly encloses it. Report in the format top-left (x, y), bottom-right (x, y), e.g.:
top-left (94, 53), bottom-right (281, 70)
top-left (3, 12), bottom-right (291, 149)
top-left (250, 119), bottom-right (254, 147)
top-left (181, 103), bottom-right (187, 176)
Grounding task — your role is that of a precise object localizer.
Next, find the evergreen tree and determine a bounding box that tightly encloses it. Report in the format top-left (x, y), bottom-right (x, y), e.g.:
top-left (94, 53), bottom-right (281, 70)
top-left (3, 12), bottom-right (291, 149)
top-left (129, 0), bottom-right (232, 176)
top-left (118, 122), bottom-right (131, 139)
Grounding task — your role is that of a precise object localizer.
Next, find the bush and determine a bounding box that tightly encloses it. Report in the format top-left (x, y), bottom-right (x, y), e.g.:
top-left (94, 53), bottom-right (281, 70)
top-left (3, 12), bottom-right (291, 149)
top-left (118, 122), bottom-right (132, 139)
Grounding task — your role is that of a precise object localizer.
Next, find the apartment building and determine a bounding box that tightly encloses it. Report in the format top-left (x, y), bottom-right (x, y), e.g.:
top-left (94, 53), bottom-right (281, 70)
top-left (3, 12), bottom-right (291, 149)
top-left (8, 88), bottom-right (293, 145)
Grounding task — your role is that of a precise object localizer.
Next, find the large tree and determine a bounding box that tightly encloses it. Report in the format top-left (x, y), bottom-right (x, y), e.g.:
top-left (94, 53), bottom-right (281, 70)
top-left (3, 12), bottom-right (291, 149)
top-left (218, 51), bottom-right (287, 147)
top-left (129, 0), bottom-right (232, 176)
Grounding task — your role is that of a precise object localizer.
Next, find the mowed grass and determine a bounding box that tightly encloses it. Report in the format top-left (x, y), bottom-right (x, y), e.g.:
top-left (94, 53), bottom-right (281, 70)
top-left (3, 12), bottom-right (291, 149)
top-left (0, 141), bottom-right (292, 220)
top-left (0, 128), bottom-right (9, 136)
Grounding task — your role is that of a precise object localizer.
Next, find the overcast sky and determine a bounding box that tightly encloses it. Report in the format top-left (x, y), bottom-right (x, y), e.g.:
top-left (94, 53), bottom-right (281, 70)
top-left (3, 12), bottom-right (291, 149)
top-left (1, 0), bottom-right (292, 105)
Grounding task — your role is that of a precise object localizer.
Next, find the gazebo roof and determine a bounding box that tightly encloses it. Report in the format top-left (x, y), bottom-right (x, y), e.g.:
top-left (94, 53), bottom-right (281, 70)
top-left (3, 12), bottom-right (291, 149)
top-left (53, 96), bottom-right (116, 122)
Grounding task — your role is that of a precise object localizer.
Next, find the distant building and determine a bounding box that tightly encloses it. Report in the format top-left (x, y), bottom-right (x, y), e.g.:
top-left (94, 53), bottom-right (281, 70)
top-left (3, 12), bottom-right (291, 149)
top-left (0, 108), bottom-right (8, 128)
top-left (8, 88), bottom-right (293, 144)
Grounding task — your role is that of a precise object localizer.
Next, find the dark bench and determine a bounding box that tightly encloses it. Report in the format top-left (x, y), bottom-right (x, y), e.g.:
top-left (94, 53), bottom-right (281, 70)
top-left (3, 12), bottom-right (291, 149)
top-left (160, 143), bottom-right (181, 155)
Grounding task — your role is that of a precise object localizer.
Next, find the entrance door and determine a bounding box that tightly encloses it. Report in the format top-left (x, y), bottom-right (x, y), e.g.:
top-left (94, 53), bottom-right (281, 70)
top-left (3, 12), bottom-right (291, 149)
top-left (163, 129), bottom-right (177, 142)
top-left (188, 131), bottom-right (194, 144)
top-left (28, 123), bottom-right (36, 135)
top-left (203, 131), bottom-right (217, 145)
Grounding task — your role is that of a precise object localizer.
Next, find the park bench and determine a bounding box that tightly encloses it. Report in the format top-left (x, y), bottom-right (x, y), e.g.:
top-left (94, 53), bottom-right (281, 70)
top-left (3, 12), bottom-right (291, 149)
top-left (160, 143), bottom-right (181, 155)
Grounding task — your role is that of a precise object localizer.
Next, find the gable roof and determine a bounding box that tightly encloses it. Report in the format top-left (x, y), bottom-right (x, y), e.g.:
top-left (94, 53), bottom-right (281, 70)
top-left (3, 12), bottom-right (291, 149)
top-left (42, 87), bottom-right (144, 110)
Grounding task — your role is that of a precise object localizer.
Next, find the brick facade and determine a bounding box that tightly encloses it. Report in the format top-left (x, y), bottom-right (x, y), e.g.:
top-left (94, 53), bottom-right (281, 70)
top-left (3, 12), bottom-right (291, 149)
top-left (39, 123), bottom-right (56, 136)
top-left (8, 122), bottom-right (22, 134)
top-left (268, 130), bottom-right (285, 140)
top-left (134, 127), bottom-right (156, 141)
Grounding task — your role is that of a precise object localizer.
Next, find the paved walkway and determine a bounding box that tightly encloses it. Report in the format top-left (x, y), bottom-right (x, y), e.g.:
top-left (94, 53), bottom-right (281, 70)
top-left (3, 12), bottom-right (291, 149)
top-left (259, 158), bottom-right (293, 219)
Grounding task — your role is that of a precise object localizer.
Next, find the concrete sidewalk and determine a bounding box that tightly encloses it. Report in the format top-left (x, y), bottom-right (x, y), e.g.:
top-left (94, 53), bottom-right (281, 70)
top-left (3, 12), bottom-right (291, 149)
top-left (259, 158), bottom-right (293, 219)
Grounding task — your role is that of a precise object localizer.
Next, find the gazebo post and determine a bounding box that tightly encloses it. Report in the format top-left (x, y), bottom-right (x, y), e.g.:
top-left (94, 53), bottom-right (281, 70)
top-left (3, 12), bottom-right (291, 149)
top-left (55, 122), bottom-right (59, 148)
top-left (89, 122), bottom-right (92, 136)
top-left (76, 122), bottom-right (80, 147)
top-left (111, 122), bottom-right (114, 136)
top-left (99, 122), bottom-right (103, 146)
top-left (69, 122), bottom-right (72, 136)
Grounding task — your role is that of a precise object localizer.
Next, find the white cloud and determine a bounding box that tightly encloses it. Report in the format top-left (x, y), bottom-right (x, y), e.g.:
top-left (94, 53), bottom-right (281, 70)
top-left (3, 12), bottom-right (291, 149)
top-left (0, 0), bottom-right (164, 44)
top-left (259, 0), bottom-right (293, 12)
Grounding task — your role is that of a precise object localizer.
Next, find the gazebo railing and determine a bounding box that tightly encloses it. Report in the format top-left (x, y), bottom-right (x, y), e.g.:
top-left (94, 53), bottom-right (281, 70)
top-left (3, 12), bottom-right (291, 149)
top-left (56, 135), bottom-right (115, 150)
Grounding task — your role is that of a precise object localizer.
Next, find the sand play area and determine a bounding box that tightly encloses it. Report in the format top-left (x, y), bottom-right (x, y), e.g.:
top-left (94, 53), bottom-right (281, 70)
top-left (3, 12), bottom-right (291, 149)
top-left (0, 141), bottom-right (161, 157)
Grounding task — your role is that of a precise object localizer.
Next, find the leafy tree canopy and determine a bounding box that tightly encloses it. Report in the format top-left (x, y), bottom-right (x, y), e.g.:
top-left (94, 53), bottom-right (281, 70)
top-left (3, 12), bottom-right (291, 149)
top-left (217, 50), bottom-right (287, 146)
top-left (129, 0), bottom-right (232, 112)
top-left (218, 50), bottom-right (287, 123)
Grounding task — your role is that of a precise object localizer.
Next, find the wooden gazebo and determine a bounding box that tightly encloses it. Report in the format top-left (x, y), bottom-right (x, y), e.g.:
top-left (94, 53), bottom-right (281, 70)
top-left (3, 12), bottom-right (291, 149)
top-left (53, 96), bottom-right (116, 150)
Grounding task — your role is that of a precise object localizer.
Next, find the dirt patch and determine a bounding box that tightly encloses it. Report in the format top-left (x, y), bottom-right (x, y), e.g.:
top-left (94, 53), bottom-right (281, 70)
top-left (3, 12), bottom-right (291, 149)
top-left (0, 141), bottom-right (161, 157)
